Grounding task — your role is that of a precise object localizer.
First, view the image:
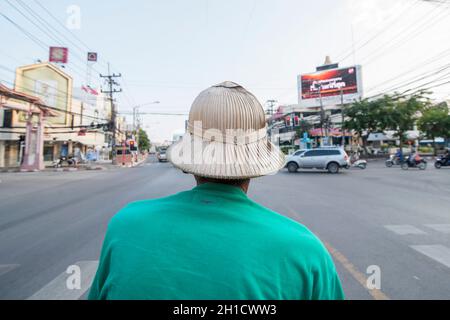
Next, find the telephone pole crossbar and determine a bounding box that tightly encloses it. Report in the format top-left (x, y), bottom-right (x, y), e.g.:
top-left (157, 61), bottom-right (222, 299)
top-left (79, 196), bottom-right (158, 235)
top-left (100, 63), bottom-right (122, 150)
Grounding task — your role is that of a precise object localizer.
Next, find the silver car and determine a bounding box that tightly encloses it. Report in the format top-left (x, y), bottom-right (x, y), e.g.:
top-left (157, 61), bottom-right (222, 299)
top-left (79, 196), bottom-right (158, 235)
top-left (285, 148), bottom-right (349, 174)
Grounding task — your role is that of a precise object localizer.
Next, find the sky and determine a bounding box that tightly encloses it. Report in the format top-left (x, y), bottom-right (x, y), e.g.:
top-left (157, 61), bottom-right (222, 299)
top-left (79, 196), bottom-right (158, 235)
top-left (1, 0), bottom-right (450, 143)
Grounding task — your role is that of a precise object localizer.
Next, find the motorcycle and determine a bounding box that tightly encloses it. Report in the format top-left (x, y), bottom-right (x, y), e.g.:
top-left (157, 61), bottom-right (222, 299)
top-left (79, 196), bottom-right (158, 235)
top-left (385, 154), bottom-right (402, 167)
top-left (434, 155), bottom-right (450, 169)
top-left (348, 153), bottom-right (367, 169)
top-left (52, 156), bottom-right (67, 168)
top-left (401, 157), bottom-right (427, 170)
top-left (52, 155), bottom-right (77, 168)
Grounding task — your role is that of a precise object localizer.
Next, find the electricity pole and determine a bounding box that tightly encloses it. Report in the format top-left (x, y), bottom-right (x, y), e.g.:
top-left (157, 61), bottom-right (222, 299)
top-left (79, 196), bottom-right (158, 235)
top-left (340, 88), bottom-right (345, 148)
top-left (100, 63), bottom-right (122, 152)
top-left (318, 84), bottom-right (325, 146)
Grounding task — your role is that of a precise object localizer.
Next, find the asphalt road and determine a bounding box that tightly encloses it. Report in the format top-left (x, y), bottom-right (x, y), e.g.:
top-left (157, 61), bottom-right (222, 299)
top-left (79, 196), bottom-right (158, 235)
top-left (0, 156), bottom-right (449, 300)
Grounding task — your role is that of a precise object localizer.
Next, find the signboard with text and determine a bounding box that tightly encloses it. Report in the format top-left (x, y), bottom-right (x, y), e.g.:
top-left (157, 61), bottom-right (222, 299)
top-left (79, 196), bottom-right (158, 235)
top-left (49, 47), bottom-right (69, 64)
top-left (298, 65), bottom-right (362, 108)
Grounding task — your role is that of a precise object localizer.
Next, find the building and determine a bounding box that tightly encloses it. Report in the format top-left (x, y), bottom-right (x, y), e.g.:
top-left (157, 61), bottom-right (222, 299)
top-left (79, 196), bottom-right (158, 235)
top-left (0, 62), bottom-right (129, 169)
top-left (0, 84), bottom-right (57, 169)
top-left (267, 103), bottom-right (352, 153)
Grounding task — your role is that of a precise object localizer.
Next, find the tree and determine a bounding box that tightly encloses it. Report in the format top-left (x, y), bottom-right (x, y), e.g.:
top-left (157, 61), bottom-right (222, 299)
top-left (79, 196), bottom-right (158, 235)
top-left (417, 102), bottom-right (450, 155)
top-left (386, 94), bottom-right (427, 150)
top-left (137, 128), bottom-right (151, 152)
top-left (344, 96), bottom-right (391, 154)
top-left (294, 119), bottom-right (312, 140)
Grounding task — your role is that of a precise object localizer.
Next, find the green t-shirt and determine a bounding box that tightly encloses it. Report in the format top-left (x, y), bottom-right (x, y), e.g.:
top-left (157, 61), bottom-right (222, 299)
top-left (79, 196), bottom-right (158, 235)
top-left (88, 183), bottom-right (344, 300)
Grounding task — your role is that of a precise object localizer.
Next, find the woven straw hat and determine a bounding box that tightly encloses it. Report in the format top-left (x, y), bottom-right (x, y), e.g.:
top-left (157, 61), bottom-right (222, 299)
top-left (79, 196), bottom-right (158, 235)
top-left (167, 81), bottom-right (285, 179)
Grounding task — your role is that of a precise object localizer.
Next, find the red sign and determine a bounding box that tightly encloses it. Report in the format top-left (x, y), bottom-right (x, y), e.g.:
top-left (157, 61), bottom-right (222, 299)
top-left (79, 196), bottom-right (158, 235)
top-left (87, 52), bottom-right (98, 62)
top-left (49, 47), bottom-right (69, 64)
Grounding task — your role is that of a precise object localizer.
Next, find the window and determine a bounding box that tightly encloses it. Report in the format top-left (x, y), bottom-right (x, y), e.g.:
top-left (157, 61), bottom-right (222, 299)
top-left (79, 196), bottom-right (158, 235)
top-left (304, 149), bottom-right (341, 157)
top-left (43, 145), bottom-right (54, 162)
top-left (320, 150), bottom-right (341, 156)
top-left (294, 150), bottom-right (305, 156)
top-left (3, 110), bottom-right (13, 128)
top-left (303, 150), bottom-right (320, 157)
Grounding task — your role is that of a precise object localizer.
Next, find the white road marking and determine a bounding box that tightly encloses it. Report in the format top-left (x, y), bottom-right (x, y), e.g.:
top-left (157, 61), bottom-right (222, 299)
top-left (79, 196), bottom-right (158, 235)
top-left (410, 245), bottom-right (450, 268)
top-left (424, 224), bottom-right (450, 234)
top-left (27, 260), bottom-right (98, 300)
top-left (0, 264), bottom-right (20, 277)
top-left (384, 225), bottom-right (427, 235)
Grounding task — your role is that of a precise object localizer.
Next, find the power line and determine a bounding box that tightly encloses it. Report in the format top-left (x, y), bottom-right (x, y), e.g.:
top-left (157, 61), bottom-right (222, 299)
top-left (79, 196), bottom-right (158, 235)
top-left (361, 2), bottom-right (450, 66)
top-left (4, 0), bottom-right (99, 80)
top-left (365, 46), bottom-right (450, 93)
top-left (336, 0), bottom-right (422, 63)
top-left (0, 12), bottom-right (48, 50)
top-left (366, 62), bottom-right (450, 97)
top-left (31, 0), bottom-right (106, 74)
top-left (0, 77), bottom-right (110, 122)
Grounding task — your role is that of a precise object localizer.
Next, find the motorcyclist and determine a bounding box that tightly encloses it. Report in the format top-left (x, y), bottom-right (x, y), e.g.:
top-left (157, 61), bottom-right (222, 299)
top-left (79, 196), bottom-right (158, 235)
top-left (443, 149), bottom-right (450, 161)
top-left (395, 148), bottom-right (403, 163)
top-left (408, 149), bottom-right (417, 165)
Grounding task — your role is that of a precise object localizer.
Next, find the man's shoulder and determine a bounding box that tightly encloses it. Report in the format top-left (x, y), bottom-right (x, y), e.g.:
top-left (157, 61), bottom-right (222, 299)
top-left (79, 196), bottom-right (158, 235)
top-left (109, 191), bottom-right (190, 227)
top-left (247, 201), bottom-right (328, 256)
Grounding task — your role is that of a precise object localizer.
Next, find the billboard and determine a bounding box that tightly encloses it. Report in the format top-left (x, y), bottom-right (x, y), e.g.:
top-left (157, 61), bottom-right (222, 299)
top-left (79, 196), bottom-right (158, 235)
top-left (49, 47), bottom-right (69, 64)
top-left (298, 65), bottom-right (362, 108)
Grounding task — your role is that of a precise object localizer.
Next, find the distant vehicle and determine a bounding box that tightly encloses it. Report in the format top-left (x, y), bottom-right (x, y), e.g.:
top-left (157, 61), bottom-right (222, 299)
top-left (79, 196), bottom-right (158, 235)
top-left (434, 155), bottom-right (450, 169)
top-left (285, 147), bottom-right (349, 174)
top-left (385, 154), bottom-right (402, 167)
top-left (401, 155), bottom-right (427, 170)
top-left (52, 155), bottom-right (77, 168)
top-left (348, 152), bottom-right (367, 169)
top-left (157, 148), bottom-right (168, 162)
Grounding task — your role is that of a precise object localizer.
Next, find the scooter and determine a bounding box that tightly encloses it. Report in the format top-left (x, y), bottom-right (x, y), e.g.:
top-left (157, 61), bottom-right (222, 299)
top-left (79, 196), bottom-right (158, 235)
top-left (53, 156), bottom-right (67, 168)
top-left (52, 155), bottom-right (77, 168)
top-left (434, 155), bottom-right (450, 169)
top-left (347, 153), bottom-right (367, 169)
top-left (401, 157), bottom-right (427, 170)
top-left (385, 154), bottom-right (402, 167)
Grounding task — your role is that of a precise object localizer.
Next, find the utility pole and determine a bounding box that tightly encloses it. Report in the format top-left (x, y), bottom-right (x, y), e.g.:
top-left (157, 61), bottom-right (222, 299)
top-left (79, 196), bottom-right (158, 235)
top-left (100, 63), bottom-right (122, 153)
top-left (266, 100), bottom-right (277, 116)
top-left (131, 101), bottom-right (159, 151)
top-left (318, 84), bottom-right (325, 146)
top-left (340, 88), bottom-right (345, 148)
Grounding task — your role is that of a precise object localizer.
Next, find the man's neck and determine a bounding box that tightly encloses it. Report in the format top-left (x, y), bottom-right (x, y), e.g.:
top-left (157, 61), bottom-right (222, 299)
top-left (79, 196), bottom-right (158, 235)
top-left (194, 176), bottom-right (250, 194)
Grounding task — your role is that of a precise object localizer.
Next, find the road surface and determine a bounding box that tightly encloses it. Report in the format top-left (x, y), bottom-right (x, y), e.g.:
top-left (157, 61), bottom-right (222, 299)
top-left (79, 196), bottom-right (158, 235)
top-left (0, 157), bottom-right (449, 299)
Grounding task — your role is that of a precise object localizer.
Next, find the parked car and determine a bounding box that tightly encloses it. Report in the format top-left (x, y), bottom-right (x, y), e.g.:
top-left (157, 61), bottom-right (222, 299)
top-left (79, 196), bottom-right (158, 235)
top-left (157, 149), bottom-right (168, 162)
top-left (285, 147), bottom-right (349, 174)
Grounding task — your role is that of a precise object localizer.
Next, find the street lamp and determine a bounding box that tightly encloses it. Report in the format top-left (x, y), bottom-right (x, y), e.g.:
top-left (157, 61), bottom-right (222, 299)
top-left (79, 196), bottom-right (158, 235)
top-left (132, 101), bottom-right (160, 153)
top-left (133, 101), bottom-right (160, 131)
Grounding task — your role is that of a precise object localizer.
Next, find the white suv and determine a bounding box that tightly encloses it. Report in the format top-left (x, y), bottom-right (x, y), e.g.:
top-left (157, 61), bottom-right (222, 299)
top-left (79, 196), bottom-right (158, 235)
top-left (285, 147), bottom-right (349, 174)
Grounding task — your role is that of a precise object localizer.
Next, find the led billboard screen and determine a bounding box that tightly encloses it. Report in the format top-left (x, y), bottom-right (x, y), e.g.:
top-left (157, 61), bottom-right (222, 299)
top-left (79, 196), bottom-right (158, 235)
top-left (298, 65), bottom-right (362, 107)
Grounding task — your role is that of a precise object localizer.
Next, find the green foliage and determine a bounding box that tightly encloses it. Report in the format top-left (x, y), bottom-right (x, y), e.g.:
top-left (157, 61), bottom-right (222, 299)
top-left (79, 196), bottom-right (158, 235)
top-left (295, 119), bottom-right (312, 139)
top-left (386, 94), bottom-right (428, 146)
top-left (345, 93), bottom-right (431, 153)
top-left (417, 102), bottom-right (450, 155)
top-left (137, 128), bottom-right (151, 152)
top-left (344, 96), bottom-right (393, 153)
top-left (417, 102), bottom-right (450, 140)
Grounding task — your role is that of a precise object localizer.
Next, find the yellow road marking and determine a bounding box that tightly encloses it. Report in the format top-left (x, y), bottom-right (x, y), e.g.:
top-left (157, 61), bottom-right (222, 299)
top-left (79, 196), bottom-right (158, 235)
top-left (323, 241), bottom-right (390, 300)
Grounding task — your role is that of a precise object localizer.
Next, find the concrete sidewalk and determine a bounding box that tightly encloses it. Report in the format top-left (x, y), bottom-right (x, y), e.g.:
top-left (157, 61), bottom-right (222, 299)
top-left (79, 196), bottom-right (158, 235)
top-left (0, 156), bottom-right (149, 173)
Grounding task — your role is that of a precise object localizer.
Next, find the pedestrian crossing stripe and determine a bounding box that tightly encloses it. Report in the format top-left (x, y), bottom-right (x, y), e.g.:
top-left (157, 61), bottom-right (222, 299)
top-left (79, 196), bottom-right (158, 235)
top-left (410, 245), bottom-right (450, 269)
top-left (384, 225), bottom-right (427, 235)
top-left (424, 224), bottom-right (450, 234)
top-left (27, 260), bottom-right (98, 300)
top-left (0, 264), bottom-right (20, 277)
